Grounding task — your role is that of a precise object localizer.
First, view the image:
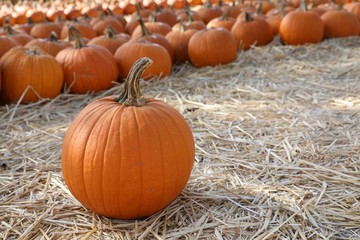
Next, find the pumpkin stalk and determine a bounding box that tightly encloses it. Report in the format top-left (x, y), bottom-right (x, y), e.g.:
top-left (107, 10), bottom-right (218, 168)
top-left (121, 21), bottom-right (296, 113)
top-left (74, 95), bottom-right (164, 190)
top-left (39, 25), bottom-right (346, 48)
top-left (245, 12), bottom-right (253, 22)
top-left (137, 16), bottom-right (151, 36)
top-left (68, 25), bottom-right (86, 49)
top-left (300, 0), bottom-right (308, 11)
top-left (104, 25), bottom-right (117, 38)
top-left (48, 31), bottom-right (59, 42)
top-left (116, 57), bottom-right (153, 106)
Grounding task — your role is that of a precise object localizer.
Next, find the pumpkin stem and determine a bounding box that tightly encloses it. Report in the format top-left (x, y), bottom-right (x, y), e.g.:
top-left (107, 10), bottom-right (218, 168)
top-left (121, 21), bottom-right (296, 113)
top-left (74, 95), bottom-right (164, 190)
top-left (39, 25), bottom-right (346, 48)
top-left (3, 23), bottom-right (15, 35)
top-left (300, 0), bottom-right (308, 11)
top-left (245, 12), bottom-right (253, 22)
top-left (218, 0), bottom-right (224, 7)
top-left (68, 25), bottom-right (86, 49)
top-left (221, 10), bottom-right (229, 21)
top-left (256, 1), bottom-right (263, 15)
top-left (205, 0), bottom-right (212, 8)
top-left (338, 0), bottom-right (344, 10)
top-left (154, 3), bottom-right (162, 13)
top-left (26, 46), bottom-right (44, 56)
top-left (104, 25), bottom-right (118, 38)
top-left (185, 10), bottom-right (194, 22)
top-left (48, 31), bottom-right (59, 41)
top-left (137, 16), bottom-right (151, 36)
top-left (116, 57), bottom-right (153, 106)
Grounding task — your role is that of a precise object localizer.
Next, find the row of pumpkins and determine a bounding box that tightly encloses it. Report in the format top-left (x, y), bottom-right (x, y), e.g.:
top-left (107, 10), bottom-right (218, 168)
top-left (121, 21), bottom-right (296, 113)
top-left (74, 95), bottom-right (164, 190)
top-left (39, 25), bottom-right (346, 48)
top-left (1, 0), bottom-right (360, 104)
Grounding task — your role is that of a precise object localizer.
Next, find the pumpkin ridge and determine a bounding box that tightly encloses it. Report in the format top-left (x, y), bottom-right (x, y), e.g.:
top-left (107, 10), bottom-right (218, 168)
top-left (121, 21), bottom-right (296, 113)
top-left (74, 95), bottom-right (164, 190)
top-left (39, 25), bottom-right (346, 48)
top-left (150, 103), bottom-right (194, 187)
top-left (116, 105), bottom-right (124, 216)
top-left (83, 104), bottom-right (118, 213)
top-left (131, 107), bottom-right (144, 217)
top-left (64, 102), bottom-right (113, 209)
top-left (140, 106), bottom-right (167, 212)
top-left (146, 104), bottom-right (187, 201)
top-left (101, 105), bottom-right (125, 215)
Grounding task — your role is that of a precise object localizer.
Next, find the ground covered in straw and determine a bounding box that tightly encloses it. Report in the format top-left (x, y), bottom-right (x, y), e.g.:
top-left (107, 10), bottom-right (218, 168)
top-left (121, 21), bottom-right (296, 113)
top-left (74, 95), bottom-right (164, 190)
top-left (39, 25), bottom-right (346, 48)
top-left (1, 37), bottom-right (360, 240)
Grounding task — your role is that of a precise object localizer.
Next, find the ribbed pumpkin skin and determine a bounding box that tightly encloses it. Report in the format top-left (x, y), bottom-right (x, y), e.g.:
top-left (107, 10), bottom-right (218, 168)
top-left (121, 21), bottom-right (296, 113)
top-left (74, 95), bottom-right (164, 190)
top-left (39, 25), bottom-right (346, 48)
top-left (0, 36), bottom-right (20, 58)
top-left (56, 45), bottom-right (119, 94)
top-left (62, 97), bottom-right (195, 219)
top-left (188, 28), bottom-right (237, 67)
top-left (321, 10), bottom-right (360, 38)
top-left (279, 11), bottom-right (325, 45)
top-left (0, 47), bottom-right (63, 103)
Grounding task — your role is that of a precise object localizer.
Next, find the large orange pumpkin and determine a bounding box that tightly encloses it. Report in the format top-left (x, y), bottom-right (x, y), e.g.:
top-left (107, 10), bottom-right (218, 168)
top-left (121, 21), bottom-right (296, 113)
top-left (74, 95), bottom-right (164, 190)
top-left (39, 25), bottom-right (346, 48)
top-left (61, 57), bottom-right (195, 219)
top-left (0, 46), bottom-right (63, 104)
top-left (56, 25), bottom-right (119, 94)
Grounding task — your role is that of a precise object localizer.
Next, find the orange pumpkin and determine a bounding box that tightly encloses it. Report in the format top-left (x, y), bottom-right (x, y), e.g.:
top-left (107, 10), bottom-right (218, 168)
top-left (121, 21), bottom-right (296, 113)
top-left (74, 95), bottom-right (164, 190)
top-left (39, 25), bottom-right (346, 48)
top-left (62, 57), bottom-right (195, 220)
top-left (114, 40), bottom-right (172, 80)
top-left (29, 22), bottom-right (62, 39)
top-left (196, 0), bottom-right (223, 24)
top-left (0, 36), bottom-right (21, 58)
top-left (0, 46), bottom-right (63, 104)
top-left (321, 5), bottom-right (360, 38)
top-left (88, 26), bottom-right (128, 55)
top-left (132, 17), bottom-right (175, 62)
top-left (56, 25), bottom-right (119, 94)
top-left (279, 0), bottom-right (325, 45)
top-left (165, 24), bottom-right (198, 63)
top-left (3, 24), bottom-right (34, 45)
top-left (207, 12), bottom-right (236, 31)
top-left (188, 28), bottom-right (237, 67)
top-left (231, 12), bottom-right (274, 50)
top-left (25, 32), bottom-right (72, 57)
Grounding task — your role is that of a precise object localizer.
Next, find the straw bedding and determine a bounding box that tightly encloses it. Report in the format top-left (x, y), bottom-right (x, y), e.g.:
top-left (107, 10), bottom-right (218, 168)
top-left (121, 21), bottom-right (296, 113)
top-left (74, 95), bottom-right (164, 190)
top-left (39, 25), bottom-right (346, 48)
top-left (1, 37), bottom-right (360, 239)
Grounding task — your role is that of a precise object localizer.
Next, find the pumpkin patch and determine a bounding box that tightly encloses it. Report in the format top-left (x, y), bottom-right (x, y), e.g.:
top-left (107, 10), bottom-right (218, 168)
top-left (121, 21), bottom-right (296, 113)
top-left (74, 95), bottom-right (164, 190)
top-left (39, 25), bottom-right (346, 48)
top-left (1, 0), bottom-right (360, 238)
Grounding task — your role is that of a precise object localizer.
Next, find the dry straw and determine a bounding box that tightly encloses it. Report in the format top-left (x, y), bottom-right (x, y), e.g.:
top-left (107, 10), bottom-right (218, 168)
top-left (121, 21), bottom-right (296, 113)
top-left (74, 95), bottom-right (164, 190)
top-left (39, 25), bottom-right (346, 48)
top-left (1, 37), bottom-right (360, 239)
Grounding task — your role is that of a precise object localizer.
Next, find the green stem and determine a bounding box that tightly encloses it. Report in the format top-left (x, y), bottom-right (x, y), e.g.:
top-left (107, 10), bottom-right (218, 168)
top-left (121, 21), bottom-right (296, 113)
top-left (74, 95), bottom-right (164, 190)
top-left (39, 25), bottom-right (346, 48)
top-left (116, 57), bottom-right (153, 106)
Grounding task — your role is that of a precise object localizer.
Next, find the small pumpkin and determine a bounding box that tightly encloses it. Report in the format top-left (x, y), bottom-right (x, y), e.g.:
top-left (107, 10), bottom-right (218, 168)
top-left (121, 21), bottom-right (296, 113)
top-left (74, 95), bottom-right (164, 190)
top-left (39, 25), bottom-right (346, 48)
top-left (207, 12), bottom-right (236, 31)
top-left (60, 22), bottom-right (97, 40)
top-left (29, 22), bottom-right (62, 39)
top-left (56, 25), bottom-right (119, 94)
top-left (196, 0), bottom-right (223, 24)
top-left (88, 26), bottom-right (128, 55)
top-left (25, 31), bottom-right (72, 57)
top-left (231, 12), bottom-right (274, 50)
top-left (3, 24), bottom-right (34, 45)
top-left (165, 23), bottom-right (198, 63)
top-left (0, 35), bottom-right (21, 58)
top-left (131, 15), bottom-right (172, 38)
top-left (0, 46), bottom-right (63, 103)
top-left (132, 16), bottom-right (174, 62)
top-left (188, 28), bottom-right (237, 67)
top-left (62, 57), bottom-right (195, 220)
top-left (321, 4), bottom-right (360, 38)
top-left (279, 0), bottom-right (325, 45)
top-left (114, 40), bottom-right (172, 80)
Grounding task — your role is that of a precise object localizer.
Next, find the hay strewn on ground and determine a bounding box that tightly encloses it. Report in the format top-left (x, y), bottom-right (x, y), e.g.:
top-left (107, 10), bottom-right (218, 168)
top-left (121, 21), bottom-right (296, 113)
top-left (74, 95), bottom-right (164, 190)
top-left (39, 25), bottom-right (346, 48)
top-left (1, 37), bottom-right (360, 240)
